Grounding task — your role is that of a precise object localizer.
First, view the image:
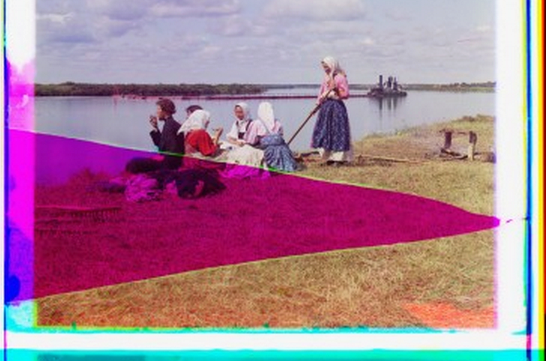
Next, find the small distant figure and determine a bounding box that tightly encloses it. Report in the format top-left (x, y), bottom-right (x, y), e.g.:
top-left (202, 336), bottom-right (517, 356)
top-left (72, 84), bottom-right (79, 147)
top-left (185, 104), bottom-right (203, 117)
top-left (126, 98), bottom-right (184, 174)
top-left (311, 56), bottom-right (353, 166)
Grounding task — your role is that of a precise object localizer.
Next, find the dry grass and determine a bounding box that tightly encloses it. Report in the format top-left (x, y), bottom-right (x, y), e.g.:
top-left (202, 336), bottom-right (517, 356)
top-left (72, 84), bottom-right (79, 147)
top-left (35, 115), bottom-right (496, 330)
top-left (354, 114), bottom-right (496, 160)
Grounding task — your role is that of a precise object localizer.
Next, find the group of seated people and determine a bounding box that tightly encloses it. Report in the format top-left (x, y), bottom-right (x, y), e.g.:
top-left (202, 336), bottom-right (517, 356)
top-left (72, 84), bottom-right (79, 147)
top-left (126, 98), bottom-right (300, 179)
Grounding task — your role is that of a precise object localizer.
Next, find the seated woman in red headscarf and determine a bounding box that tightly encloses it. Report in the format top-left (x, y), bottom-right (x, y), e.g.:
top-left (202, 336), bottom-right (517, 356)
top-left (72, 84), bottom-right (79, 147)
top-left (178, 109), bottom-right (223, 157)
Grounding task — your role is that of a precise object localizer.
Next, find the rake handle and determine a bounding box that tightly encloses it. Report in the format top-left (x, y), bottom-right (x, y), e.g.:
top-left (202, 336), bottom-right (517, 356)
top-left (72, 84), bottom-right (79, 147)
top-left (287, 89), bottom-right (333, 146)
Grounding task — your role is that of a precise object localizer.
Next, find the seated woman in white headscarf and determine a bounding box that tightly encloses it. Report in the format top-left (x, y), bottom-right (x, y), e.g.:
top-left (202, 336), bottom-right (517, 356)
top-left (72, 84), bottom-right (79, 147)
top-left (224, 102), bottom-right (253, 148)
top-left (244, 101), bottom-right (282, 145)
top-left (224, 102), bottom-right (298, 174)
top-left (177, 109), bottom-right (223, 158)
top-left (249, 102), bottom-right (299, 172)
top-left (222, 103), bottom-right (270, 178)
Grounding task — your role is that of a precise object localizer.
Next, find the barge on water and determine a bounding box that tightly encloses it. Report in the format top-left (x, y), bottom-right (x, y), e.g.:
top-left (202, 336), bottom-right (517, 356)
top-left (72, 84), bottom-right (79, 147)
top-left (367, 75), bottom-right (408, 98)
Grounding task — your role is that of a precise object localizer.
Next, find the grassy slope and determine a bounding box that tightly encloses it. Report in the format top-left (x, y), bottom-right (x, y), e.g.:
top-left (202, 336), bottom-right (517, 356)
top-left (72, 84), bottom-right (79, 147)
top-left (36, 115), bottom-right (496, 329)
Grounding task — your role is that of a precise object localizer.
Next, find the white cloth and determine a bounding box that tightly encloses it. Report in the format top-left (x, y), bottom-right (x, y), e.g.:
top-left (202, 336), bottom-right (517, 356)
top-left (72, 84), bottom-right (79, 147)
top-left (322, 56), bottom-right (345, 77)
top-left (178, 110), bottom-right (211, 134)
top-left (236, 102), bottom-right (251, 121)
top-left (226, 144), bottom-right (265, 167)
top-left (320, 56), bottom-right (347, 100)
top-left (243, 102), bottom-right (283, 145)
top-left (257, 102), bottom-right (276, 131)
top-left (318, 147), bottom-right (354, 162)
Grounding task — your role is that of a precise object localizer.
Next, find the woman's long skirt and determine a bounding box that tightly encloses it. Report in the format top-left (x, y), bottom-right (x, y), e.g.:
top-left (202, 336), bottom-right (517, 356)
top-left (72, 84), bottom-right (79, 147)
top-left (263, 142), bottom-right (299, 172)
top-left (311, 99), bottom-right (353, 162)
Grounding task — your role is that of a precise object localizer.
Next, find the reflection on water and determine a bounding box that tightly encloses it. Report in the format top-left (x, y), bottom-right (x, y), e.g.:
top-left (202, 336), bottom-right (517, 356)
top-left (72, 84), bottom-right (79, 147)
top-left (373, 96), bottom-right (404, 113)
top-left (368, 96), bottom-right (408, 132)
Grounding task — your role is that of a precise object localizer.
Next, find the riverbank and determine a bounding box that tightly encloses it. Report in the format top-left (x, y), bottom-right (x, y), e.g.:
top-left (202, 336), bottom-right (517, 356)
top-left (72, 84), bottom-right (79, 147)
top-left (34, 115), bottom-right (496, 329)
top-left (301, 114), bottom-right (495, 214)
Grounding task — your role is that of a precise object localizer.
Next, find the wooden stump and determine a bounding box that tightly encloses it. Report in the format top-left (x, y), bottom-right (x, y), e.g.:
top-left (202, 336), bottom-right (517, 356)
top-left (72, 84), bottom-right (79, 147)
top-left (444, 131), bottom-right (453, 149)
top-left (468, 131), bottom-right (477, 161)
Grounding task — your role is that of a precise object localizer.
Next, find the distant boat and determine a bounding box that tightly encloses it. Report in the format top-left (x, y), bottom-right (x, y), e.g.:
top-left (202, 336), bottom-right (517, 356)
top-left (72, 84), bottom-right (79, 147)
top-left (367, 75), bottom-right (407, 98)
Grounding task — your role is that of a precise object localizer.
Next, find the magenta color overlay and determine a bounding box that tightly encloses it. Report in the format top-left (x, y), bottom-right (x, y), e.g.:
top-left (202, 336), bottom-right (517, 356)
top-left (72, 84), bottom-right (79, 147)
top-left (6, 62), bottom-right (35, 302)
top-left (8, 130), bottom-right (499, 300)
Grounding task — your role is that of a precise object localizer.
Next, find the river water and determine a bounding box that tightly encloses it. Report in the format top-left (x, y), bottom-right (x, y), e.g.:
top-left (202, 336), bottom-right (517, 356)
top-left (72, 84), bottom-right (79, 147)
top-left (34, 88), bottom-right (495, 152)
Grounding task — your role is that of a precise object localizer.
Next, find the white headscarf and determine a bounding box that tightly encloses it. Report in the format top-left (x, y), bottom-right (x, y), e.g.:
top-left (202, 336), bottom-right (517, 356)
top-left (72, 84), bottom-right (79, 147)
top-left (322, 56), bottom-right (345, 77)
top-left (234, 102), bottom-right (251, 122)
top-left (178, 109), bottom-right (211, 134)
top-left (256, 102), bottom-right (275, 131)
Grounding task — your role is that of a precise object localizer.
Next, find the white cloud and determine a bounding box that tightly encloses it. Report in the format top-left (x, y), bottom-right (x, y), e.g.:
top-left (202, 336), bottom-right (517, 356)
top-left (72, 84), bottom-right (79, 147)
top-left (196, 45), bottom-right (223, 60)
top-left (37, 5), bottom-right (141, 45)
top-left (87, 0), bottom-right (149, 21)
top-left (383, 8), bottom-right (412, 22)
top-left (362, 37), bottom-right (375, 46)
top-left (476, 25), bottom-right (492, 32)
top-left (87, 0), bottom-right (241, 20)
top-left (210, 15), bottom-right (251, 37)
top-left (37, 0), bottom-right (81, 15)
top-left (97, 17), bottom-right (142, 37)
top-left (37, 12), bottom-right (97, 44)
top-left (300, 20), bottom-right (371, 37)
top-left (33, 0), bottom-right (496, 84)
top-left (37, 0), bottom-right (243, 47)
top-left (36, 13), bottom-right (71, 23)
top-left (151, 0), bottom-right (241, 18)
top-left (209, 14), bottom-right (273, 38)
top-left (263, 0), bottom-right (367, 21)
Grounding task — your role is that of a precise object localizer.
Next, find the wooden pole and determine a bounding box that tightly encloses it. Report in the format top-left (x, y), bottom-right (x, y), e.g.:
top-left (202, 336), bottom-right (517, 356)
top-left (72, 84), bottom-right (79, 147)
top-left (287, 89), bottom-right (333, 146)
top-left (287, 104), bottom-right (321, 146)
top-left (468, 131), bottom-right (477, 160)
top-left (357, 154), bottom-right (422, 164)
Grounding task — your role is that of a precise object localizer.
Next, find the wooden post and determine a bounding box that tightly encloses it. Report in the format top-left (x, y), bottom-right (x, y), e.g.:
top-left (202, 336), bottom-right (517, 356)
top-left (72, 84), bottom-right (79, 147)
top-left (468, 131), bottom-right (477, 160)
top-left (443, 131), bottom-right (453, 149)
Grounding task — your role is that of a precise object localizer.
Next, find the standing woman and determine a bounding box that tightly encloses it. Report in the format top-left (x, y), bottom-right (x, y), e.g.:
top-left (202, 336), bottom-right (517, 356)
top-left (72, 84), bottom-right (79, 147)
top-left (311, 56), bottom-right (353, 166)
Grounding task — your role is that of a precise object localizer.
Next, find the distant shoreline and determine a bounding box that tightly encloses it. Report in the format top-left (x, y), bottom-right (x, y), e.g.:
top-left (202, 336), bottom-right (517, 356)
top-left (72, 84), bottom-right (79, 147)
top-left (34, 83), bottom-right (265, 97)
top-left (33, 82), bottom-right (495, 97)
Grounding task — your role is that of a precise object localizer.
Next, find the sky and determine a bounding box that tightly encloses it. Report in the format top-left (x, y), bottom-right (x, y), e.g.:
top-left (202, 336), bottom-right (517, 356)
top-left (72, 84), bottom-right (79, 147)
top-left (12, 0), bottom-right (496, 84)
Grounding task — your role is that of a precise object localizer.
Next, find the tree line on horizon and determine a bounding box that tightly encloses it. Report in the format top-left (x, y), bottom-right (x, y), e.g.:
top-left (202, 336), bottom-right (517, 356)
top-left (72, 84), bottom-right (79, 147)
top-left (34, 82), bottom-right (266, 97)
top-left (401, 81), bottom-right (496, 91)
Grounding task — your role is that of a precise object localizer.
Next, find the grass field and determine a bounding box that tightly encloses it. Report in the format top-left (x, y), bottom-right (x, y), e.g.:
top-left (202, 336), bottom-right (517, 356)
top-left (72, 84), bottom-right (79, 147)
top-left (35, 114), bottom-right (496, 329)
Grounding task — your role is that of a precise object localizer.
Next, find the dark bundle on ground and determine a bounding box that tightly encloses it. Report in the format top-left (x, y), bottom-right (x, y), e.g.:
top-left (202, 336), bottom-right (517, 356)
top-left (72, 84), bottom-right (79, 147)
top-left (149, 169), bottom-right (226, 199)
